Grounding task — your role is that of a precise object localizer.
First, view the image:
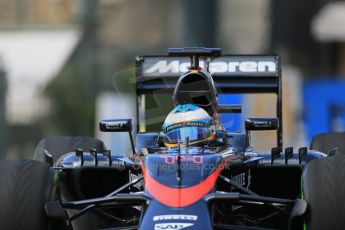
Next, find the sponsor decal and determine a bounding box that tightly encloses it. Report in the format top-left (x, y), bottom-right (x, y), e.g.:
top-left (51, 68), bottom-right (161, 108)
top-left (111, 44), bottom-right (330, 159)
top-left (105, 121), bottom-right (126, 130)
top-left (160, 155), bottom-right (204, 164)
top-left (153, 215), bottom-right (198, 221)
top-left (154, 223), bottom-right (194, 230)
top-left (253, 120), bottom-right (270, 125)
top-left (163, 121), bottom-right (207, 132)
top-left (145, 60), bottom-right (276, 74)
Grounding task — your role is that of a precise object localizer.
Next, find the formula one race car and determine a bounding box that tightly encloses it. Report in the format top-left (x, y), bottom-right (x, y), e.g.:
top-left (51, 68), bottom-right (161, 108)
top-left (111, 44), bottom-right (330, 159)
top-left (1, 48), bottom-right (345, 230)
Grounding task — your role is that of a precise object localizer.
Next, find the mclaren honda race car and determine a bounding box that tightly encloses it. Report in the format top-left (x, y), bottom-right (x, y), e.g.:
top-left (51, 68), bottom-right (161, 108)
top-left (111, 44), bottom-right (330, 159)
top-left (1, 48), bottom-right (345, 230)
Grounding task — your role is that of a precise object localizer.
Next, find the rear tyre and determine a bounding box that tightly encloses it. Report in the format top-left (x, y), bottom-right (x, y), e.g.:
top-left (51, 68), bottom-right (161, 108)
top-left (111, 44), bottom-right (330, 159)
top-left (310, 132), bottom-right (345, 153)
top-left (34, 136), bottom-right (105, 164)
top-left (0, 160), bottom-right (53, 230)
top-left (302, 154), bottom-right (345, 229)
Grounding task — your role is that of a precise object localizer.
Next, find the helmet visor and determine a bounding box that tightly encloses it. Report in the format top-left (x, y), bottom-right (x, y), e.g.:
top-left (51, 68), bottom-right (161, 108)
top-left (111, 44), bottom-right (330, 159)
top-left (163, 126), bottom-right (211, 144)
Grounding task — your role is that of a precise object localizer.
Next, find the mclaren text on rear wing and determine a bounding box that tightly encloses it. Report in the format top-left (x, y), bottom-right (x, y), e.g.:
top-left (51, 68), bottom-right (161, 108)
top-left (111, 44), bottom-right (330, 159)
top-left (138, 56), bottom-right (279, 77)
top-left (136, 55), bottom-right (281, 94)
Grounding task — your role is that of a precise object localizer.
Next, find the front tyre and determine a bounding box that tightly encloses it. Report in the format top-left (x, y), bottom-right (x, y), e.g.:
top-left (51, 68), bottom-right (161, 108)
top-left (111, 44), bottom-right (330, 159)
top-left (302, 154), bottom-right (345, 229)
top-left (0, 160), bottom-right (54, 230)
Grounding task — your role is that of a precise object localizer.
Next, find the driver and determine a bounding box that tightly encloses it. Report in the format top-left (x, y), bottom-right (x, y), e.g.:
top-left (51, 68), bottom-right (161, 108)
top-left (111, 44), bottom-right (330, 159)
top-left (161, 104), bottom-right (226, 147)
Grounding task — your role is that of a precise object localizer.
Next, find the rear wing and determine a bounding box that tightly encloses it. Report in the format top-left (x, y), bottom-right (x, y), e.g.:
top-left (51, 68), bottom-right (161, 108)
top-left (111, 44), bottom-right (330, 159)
top-left (135, 55), bottom-right (282, 148)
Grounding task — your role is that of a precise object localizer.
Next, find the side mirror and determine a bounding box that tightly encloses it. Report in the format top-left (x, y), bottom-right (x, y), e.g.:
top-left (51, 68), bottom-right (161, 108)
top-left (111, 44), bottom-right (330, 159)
top-left (99, 119), bottom-right (132, 132)
top-left (245, 118), bottom-right (279, 131)
top-left (99, 119), bottom-right (135, 154)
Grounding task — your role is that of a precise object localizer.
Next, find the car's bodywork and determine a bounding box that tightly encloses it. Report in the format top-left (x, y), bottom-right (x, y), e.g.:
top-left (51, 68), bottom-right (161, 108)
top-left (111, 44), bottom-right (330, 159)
top-left (47, 48), bottom-right (326, 230)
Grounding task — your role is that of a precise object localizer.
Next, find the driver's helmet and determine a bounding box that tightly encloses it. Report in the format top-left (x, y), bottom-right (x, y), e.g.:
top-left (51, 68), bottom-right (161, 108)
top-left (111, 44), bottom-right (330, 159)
top-left (162, 104), bottom-right (216, 147)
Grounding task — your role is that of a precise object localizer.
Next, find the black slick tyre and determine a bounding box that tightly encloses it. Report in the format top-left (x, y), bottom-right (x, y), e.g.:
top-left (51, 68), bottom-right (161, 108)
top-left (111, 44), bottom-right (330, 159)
top-left (302, 154), bottom-right (345, 230)
top-left (310, 132), bottom-right (345, 153)
top-left (0, 160), bottom-right (53, 230)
